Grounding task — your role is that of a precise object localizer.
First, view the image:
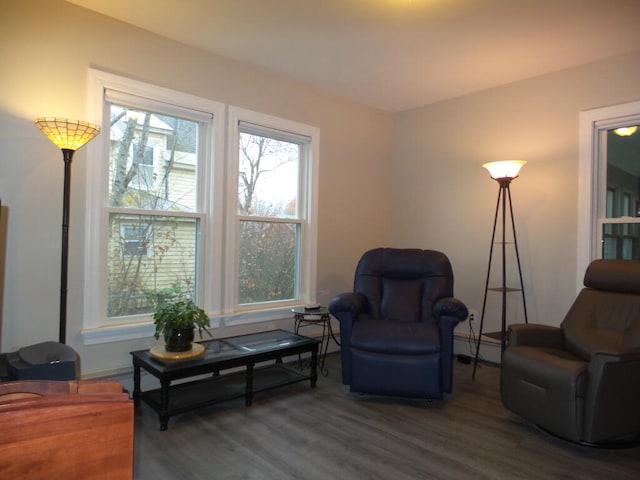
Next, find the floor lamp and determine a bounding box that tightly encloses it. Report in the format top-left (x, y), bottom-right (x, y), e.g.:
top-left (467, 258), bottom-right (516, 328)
top-left (35, 118), bottom-right (101, 344)
top-left (472, 160), bottom-right (528, 379)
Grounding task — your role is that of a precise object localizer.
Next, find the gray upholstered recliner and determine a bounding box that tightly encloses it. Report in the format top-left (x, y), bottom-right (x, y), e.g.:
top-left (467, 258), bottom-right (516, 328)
top-left (329, 248), bottom-right (468, 400)
top-left (500, 259), bottom-right (640, 446)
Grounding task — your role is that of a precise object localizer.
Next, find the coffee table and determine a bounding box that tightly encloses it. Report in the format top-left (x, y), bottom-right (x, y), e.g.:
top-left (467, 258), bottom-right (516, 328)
top-left (131, 329), bottom-right (319, 430)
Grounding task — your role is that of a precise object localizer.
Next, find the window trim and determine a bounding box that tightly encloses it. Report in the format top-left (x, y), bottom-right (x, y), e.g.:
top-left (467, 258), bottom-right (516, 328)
top-left (577, 99), bottom-right (640, 291)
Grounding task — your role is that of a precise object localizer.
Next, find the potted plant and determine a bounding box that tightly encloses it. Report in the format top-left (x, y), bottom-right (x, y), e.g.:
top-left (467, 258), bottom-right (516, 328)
top-left (153, 299), bottom-right (212, 352)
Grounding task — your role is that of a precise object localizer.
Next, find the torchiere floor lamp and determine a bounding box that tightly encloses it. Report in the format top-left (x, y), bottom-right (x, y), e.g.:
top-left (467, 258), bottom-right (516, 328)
top-left (35, 118), bottom-right (101, 344)
top-left (472, 160), bottom-right (528, 379)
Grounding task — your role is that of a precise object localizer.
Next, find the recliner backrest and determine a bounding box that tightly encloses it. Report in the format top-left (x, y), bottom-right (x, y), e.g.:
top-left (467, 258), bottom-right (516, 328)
top-left (353, 248), bottom-right (454, 323)
top-left (561, 259), bottom-right (640, 359)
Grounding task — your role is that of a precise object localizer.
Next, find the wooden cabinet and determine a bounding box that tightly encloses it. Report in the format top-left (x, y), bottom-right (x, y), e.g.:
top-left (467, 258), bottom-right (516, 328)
top-left (0, 379), bottom-right (134, 480)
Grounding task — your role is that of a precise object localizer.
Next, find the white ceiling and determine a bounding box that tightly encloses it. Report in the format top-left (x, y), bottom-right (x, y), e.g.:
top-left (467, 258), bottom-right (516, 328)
top-left (66, 0), bottom-right (640, 112)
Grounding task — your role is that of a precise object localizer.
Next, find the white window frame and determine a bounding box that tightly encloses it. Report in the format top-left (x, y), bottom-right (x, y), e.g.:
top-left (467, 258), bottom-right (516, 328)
top-left (82, 68), bottom-right (225, 344)
top-left (577, 99), bottom-right (640, 291)
top-left (224, 107), bottom-right (319, 317)
top-left (82, 70), bottom-right (319, 345)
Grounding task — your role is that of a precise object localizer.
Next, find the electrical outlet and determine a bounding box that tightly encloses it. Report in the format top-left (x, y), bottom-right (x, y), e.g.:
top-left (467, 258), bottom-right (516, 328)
top-left (468, 309), bottom-right (477, 324)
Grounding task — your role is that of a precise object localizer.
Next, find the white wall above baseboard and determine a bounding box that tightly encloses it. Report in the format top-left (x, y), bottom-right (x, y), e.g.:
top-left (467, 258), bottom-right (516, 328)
top-left (453, 331), bottom-right (502, 365)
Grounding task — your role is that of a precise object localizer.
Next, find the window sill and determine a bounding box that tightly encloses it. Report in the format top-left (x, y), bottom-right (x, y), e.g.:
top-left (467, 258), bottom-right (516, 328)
top-left (82, 322), bottom-right (155, 345)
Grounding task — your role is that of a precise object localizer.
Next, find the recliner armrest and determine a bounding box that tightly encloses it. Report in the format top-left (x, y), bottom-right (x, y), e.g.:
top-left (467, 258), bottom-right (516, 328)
top-left (433, 297), bottom-right (468, 321)
top-left (588, 349), bottom-right (640, 388)
top-left (328, 292), bottom-right (369, 386)
top-left (507, 323), bottom-right (564, 348)
top-left (590, 348), bottom-right (640, 369)
top-left (328, 292), bottom-right (367, 317)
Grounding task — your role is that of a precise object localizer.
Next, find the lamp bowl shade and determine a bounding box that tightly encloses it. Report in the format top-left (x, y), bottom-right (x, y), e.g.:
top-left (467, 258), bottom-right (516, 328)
top-left (482, 160), bottom-right (526, 180)
top-left (35, 117), bottom-right (100, 150)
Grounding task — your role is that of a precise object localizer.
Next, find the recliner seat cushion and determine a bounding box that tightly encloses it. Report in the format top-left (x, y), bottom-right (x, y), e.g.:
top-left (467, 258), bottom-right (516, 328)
top-left (351, 319), bottom-right (440, 355)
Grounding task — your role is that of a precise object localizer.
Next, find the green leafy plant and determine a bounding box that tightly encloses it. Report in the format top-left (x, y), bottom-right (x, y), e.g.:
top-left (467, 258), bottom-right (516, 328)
top-left (153, 299), bottom-right (212, 341)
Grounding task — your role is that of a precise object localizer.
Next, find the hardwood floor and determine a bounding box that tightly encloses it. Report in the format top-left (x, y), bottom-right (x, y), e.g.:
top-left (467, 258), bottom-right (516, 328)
top-left (119, 353), bottom-right (640, 480)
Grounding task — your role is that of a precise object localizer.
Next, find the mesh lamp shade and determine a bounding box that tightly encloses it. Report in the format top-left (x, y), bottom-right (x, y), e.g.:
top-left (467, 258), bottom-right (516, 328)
top-left (34, 117), bottom-right (100, 151)
top-left (482, 160), bottom-right (526, 180)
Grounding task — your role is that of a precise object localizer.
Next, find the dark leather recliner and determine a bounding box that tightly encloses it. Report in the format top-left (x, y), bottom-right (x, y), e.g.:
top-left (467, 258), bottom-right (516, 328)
top-left (500, 259), bottom-right (640, 446)
top-left (328, 248), bottom-right (468, 399)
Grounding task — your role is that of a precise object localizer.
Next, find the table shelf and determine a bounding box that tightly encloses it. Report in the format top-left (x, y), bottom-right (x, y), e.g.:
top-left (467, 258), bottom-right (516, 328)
top-left (140, 364), bottom-right (310, 416)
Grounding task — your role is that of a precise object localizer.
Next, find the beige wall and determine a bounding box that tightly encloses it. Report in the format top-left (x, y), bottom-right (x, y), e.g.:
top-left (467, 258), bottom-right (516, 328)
top-left (0, 0), bottom-right (391, 374)
top-left (392, 50), bottom-right (640, 342)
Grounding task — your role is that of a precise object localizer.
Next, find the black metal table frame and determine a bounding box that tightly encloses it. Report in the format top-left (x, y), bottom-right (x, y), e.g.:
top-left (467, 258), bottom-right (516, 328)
top-left (292, 307), bottom-right (340, 376)
top-left (131, 330), bottom-right (319, 430)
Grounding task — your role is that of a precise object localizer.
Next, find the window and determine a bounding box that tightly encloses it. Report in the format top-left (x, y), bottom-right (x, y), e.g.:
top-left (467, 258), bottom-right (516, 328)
top-left (83, 70), bottom-right (318, 344)
top-left (578, 100), bottom-right (640, 289)
top-left (600, 126), bottom-right (640, 261)
top-left (106, 104), bottom-right (205, 319)
top-left (224, 108), bottom-right (319, 314)
top-left (237, 126), bottom-right (303, 305)
top-left (84, 69), bottom-right (223, 342)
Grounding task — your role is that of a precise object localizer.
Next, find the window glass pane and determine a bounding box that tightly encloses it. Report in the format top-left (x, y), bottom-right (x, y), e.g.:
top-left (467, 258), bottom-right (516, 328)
top-left (606, 126), bottom-right (640, 219)
top-left (108, 213), bottom-right (199, 317)
top-left (602, 223), bottom-right (640, 260)
top-left (237, 132), bottom-right (299, 218)
top-left (238, 220), bottom-right (298, 304)
top-left (108, 104), bottom-right (199, 212)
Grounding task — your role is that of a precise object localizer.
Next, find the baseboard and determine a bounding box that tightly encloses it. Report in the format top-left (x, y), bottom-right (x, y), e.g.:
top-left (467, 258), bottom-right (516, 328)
top-left (454, 331), bottom-right (502, 365)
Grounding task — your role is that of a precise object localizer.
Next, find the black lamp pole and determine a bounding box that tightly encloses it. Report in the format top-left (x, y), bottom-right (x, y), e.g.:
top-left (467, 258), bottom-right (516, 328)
top-left (59, 148), bottom-right (75, 344)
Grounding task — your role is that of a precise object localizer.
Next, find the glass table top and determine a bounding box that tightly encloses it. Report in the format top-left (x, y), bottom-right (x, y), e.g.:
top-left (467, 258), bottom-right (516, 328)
top-left (221, 329), bottom-right (309, 352)
top-left (133, 329), bottom-right (316, 367)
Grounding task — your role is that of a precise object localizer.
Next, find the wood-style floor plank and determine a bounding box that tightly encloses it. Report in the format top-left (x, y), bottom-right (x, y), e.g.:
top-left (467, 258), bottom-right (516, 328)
top-left (117, 354), bottom-right (640, 480)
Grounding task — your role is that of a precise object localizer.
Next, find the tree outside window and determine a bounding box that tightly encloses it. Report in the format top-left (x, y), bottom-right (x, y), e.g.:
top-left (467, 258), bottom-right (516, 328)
top-left (237, 131), bottom-right (302, 305)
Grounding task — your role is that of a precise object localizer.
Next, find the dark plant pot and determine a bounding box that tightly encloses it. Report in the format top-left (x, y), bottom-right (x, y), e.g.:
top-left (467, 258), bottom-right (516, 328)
top-left (165, 327), bottom-right (195, 352)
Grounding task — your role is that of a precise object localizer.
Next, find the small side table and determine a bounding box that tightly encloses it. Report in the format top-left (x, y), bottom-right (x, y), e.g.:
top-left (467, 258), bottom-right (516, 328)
top-left (292, 307), bottom-right (340, 376)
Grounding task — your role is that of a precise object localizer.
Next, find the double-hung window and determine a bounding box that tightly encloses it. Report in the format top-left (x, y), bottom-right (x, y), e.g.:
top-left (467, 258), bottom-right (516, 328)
top-left (84, 69), bottom-right (223, 343)
top-left (224, 108), bottom-right (319, 315)
top-left (83, 70), bottom-right (318, 344)
top-left (106, 104), bottom-right (205, 318)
